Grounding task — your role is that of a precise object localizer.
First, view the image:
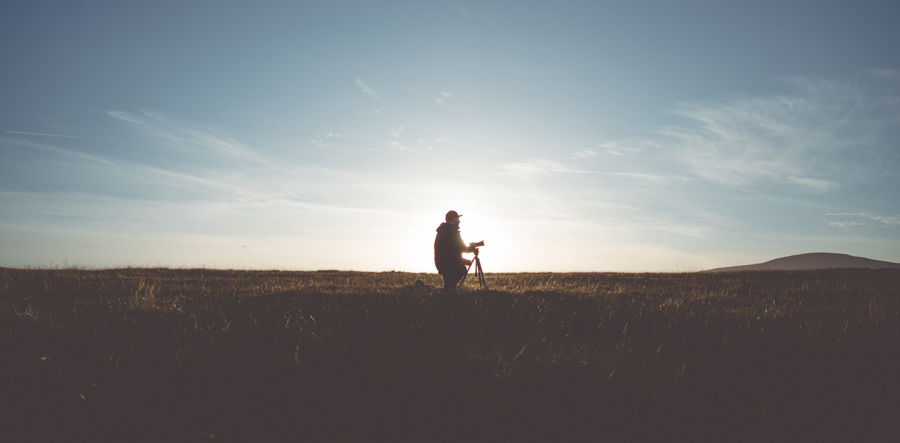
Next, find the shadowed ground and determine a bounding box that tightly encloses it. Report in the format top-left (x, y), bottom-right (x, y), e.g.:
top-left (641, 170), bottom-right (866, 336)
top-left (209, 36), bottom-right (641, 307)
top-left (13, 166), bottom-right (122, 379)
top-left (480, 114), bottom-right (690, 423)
top-left (2, 268), bottom-right (899, 442)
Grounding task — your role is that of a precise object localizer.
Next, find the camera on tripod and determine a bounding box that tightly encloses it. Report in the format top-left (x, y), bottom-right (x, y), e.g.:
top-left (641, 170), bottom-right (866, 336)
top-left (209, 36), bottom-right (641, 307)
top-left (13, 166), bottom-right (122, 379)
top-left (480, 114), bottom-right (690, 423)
top-left (461, 240), bottom-right (488, 289)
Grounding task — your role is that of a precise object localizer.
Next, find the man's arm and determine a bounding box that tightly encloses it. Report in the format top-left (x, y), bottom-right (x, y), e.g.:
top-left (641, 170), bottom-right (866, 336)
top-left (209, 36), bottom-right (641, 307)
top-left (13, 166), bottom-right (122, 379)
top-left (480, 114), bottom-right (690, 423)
top-left (455, 231), bottom-right (475, 253)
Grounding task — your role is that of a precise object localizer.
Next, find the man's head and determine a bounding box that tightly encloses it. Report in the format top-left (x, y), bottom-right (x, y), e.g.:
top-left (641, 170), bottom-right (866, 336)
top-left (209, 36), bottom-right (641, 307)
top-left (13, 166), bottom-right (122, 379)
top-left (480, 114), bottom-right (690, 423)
top-left (445, 210), bottom-right (462, 227)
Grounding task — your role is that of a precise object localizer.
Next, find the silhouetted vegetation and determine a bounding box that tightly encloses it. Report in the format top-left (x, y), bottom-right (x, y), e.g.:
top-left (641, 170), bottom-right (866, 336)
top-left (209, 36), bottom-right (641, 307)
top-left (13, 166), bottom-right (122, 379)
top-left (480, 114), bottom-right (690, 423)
top-left (2, 268), bottom-right (899, 442)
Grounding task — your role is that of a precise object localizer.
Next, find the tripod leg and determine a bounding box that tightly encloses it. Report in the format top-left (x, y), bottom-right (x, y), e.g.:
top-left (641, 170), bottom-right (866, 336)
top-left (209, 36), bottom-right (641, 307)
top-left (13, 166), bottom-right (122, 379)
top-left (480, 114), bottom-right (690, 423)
top-left (476, 257), bottom-right (487, 289)
top-left (458, 260), bottom-right (474, 289)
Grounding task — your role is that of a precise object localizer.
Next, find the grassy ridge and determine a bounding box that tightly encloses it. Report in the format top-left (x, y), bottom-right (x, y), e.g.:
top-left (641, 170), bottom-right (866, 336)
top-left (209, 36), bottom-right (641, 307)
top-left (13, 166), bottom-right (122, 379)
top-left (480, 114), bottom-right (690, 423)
top-left (2, 268), bottom-right (899, 442)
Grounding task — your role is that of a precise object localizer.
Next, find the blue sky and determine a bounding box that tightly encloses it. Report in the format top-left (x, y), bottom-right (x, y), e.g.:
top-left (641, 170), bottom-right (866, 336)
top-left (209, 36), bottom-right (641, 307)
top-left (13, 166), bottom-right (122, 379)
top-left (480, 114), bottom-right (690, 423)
top-left (2, 0), bottom-right (899, 271)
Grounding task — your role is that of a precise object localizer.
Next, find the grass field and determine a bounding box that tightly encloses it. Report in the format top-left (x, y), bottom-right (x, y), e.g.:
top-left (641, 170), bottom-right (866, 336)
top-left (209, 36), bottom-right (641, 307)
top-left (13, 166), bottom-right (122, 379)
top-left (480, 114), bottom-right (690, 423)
top-left (2, 268), bottom-right (899, 442)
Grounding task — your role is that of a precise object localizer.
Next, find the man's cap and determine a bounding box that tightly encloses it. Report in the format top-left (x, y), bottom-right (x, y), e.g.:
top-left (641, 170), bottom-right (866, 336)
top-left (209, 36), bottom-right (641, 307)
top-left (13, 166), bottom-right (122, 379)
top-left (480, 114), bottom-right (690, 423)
top-left (445, 210), bottom-right (462, 221)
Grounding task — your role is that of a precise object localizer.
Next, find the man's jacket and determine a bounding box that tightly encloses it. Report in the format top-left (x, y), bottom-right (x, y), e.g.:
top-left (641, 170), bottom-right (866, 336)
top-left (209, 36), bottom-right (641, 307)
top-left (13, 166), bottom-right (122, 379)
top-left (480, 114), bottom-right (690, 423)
top-left (434, 222), bottom-right (472, 272)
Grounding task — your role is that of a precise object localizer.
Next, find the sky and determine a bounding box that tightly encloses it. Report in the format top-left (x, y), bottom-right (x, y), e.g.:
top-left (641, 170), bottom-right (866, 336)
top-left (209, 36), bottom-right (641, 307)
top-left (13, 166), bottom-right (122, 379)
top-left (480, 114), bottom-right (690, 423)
top-left (1, 0), bottom-right (899, 272)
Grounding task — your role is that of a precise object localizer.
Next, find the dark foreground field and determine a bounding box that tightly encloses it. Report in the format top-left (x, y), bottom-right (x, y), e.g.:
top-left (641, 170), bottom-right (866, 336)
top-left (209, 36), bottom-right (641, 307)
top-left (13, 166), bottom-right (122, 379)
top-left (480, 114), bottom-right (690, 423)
top-left (2, 268), bottom-right (899, 442)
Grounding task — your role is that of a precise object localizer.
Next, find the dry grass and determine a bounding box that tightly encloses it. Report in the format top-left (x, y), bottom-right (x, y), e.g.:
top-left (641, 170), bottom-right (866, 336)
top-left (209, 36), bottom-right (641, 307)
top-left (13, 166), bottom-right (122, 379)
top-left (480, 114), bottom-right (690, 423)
top-left (2, 268), bottom-right (899, 442)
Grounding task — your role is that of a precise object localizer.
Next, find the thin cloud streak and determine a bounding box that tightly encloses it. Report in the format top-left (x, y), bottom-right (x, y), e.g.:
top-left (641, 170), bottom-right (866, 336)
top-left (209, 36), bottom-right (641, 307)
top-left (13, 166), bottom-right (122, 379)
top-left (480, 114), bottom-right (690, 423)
top-left (4, 135), bottom-right (256, 199)
top-left (5, 113), bottom-right (394, 218)
top-left (786, 176), bottom-right (838, 193)
top-left (598, 139), bottom-right (657, 156)
top-left (570, 149), bottom-right (597, 159)
top-left (446, 1), bottom-right (495, 25)
top-left (434, 91), bottom-right (452, 105)
top-left (656, 77), bottom-right (898, 192)
top-left (385, 140), bottom-right (424, 155)
top-left (828, 213), bottom-right (900, 227)
top-left (498, 160), bottom-right (700, 183)
top-left (108, 110), bottom-right (272, 165)
top-left (5, 131), bottom-right (147, 144)
top-left (355, 77), bottom-right (381, 101)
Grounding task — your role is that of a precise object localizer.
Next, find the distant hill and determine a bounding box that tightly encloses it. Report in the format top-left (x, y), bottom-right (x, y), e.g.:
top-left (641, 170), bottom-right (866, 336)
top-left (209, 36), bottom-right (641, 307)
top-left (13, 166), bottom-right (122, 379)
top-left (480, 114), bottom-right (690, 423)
top-left (706, 253), bottom-right (900, 272)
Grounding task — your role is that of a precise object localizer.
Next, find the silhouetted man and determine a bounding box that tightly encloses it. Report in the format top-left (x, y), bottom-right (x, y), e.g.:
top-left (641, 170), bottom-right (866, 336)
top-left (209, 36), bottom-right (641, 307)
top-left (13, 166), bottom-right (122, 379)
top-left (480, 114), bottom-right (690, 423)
top-left (434, 210), bottom-right (477, 290)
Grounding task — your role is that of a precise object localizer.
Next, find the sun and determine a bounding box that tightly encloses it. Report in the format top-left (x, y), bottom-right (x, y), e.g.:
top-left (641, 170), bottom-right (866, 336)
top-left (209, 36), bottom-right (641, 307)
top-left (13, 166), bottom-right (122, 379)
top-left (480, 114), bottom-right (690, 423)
top-left (388, 205), bottom-right (512, 273)
top-left (452, 211), bottom-right (512, 273)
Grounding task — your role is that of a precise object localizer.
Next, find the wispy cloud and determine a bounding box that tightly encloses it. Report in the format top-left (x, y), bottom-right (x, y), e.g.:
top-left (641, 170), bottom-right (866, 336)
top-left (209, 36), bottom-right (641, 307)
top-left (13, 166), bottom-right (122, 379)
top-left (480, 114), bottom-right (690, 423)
top-left (2, 134), bottom-right (252, 199)
top-left (828, 213), bottom-right (900, 227)
top-left (597, 138), bottom-right (657, 157)
top-left (107, 110), bottom-right (149, 126)
top-left (869, 68), bottom-right (900, 81)
top-left (386, 140), bottom-right (421, 154)
top-left (355, 77), bottom-right (381, 101)
top-left (870, 215), bottom-right (900, 226)
top-left (108, 110), bottom-right (271, 164)
top-left (434, 91), bottom-right (453, 105)
top-left (499, 159), bottom-right (697, 184)
top-left (5, 131), bottom-right (142, 144)
top-left (500, 159), bottom-right (569, 179)
top-left (310, 132), bottom-right (349, 149)
top-left (446, 1), bottom-right (495, 25)
top-left (6, 111), bottom-right (391, 211)
top-left (2, 136), bottom-right (118, 168)
top-left (785, 176), bottom-right (838, 193)
top-left (829, 221), bottom-right (866, 228)
top-left (571, 149), bottom-right (597, 159)
top-left (640, 76), bottom-right (900, 193)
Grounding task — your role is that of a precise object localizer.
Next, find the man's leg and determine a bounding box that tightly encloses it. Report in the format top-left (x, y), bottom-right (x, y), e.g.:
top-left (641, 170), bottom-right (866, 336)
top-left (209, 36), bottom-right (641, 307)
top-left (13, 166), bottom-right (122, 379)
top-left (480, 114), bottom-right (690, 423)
top-left (442, 264), bottom-right (467, 290)
top-left (440, 271), bottom-right (458, 290)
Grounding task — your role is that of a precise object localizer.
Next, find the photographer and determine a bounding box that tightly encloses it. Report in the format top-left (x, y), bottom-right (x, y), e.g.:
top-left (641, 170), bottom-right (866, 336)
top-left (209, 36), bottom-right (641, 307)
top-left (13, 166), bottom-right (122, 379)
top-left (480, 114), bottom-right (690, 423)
top-left (433, 210), bottom-right (482, 290)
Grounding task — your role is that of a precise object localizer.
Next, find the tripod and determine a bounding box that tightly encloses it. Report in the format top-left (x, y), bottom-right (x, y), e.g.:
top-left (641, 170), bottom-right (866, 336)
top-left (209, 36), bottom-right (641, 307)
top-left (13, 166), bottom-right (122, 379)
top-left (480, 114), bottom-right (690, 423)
top-left (458, 247), bottom-right (488, 290)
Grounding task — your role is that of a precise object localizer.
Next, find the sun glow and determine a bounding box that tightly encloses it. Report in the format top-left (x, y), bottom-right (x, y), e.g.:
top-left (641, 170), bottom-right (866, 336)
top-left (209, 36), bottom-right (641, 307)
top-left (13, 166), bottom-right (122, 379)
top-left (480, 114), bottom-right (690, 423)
top-left (388, 203), bottom-right (516, 273)
top-left (455, 214), bottom-right (510, 273)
